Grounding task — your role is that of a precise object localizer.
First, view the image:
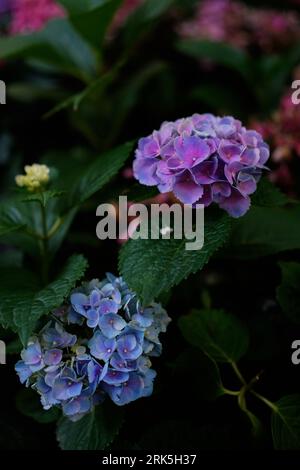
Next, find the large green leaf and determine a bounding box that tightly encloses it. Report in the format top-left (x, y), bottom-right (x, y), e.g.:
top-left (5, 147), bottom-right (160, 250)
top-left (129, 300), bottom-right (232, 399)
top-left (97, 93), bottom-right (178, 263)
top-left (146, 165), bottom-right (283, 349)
top-left (0, 220), bottom-right (25, 238)
top-left (251, 178), bottom-right (289, 207)
top-left (178, 309), bottom-right (249, 363)
top-left (277, 262), bottom-right (300, 323)
top-left (57, 403), bottom-right (124, 450)
top-left (0, 255), bottom-right (88, 344)
top-left (0, 202), bottom-right (27, 238)
top-left (0, 19), bottom-right (97, 80)
top-left (69, 0), bottom-right (122, 49)
top-left (119, 210), bottom-right (231, 304)
top-left (69, 141), bottom-right (134, 207)
top-left (272, 395), bottom-right (300, 449)
top-left (226, 205), bottom-right (300, 258)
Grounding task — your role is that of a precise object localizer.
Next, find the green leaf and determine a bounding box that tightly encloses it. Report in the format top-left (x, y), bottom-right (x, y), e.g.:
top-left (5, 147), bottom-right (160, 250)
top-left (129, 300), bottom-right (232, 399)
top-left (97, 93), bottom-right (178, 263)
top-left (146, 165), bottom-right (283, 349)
top-left (0, 220), bottom-right (25, 238)
top-left (226, 205), bottom-right (300, 258)
top-left (119, 210), bottom-right (231, 304)
top-left (173, 348), bottom-right (225, 400)
top-left (22, 190), bottom-right (65, 208)
top-left (16, 389), bottom-right (60, 424)
top-left (177, 39), bottom-right (251, 80)
top-left (277, 262), bottom-right (300, 323)
top-left (272, 395), bottom-right (300, 449)
top-left (252, 178), bottom-right (289, 207)
top-left (57, 0), bottom-right (107, 14)
top-left (124, 0), bottom-right (175, 48)
top-left (0, 255), bottom-right (88, 344)
top-left (0, 18), bottom-right (97, 80)
top-left (57, 403), bottom-right (124, 450)
top-left (69, 0), bottom-right (122, 50)
top-left (69, 142), bottom-right (134, 207)
top-left (44, 68), bottom-right (117, 118)
top-left (178, 309), bottom-right (249, 363)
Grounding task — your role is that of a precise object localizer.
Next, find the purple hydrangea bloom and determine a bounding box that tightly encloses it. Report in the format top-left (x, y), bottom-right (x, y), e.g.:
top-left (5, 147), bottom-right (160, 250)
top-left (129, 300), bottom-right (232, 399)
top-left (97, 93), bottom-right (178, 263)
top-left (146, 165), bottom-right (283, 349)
top-left (133, 114), bottom-right (270, 217)
top-left (15, 273), bottom-right (171, 421)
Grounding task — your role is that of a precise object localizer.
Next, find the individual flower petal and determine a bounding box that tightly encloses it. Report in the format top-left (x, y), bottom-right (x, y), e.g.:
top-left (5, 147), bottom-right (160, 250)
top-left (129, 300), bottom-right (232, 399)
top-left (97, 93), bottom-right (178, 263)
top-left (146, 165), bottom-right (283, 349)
top-left (44, 349), bottom-right (62, 366)
top-left (99, 312), bottom-right (127, 338)
top-left (89, 331), bottom-right (116, 362)
top-left (173, 171), bottom-right (204, 204)
top-left (219, 188), bottom-right (251, 218)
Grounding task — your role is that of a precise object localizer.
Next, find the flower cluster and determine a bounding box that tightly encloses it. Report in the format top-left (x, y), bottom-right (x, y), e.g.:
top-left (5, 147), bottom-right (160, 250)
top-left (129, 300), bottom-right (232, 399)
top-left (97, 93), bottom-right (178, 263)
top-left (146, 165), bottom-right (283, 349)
top-left (15, 274), bottom-right (171, 421)
top-left (177, 0), bottom-right (300, 54)
top-left (133, 114), bottom-right (269, 217)
top-left (252, 86), bottom-right (300, 195)
top-left (15, 163), bottom-right (50, 192)
top-left (9, 0), bottom-right (65, 35)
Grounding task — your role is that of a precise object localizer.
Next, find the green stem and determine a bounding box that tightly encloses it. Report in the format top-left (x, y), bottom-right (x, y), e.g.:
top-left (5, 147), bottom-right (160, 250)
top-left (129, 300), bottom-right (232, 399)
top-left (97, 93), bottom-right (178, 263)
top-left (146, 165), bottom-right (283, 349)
top-left (223, 388), bottom-right (240, 396)
top-left (39, 201), bottom-right (49, 284)
top-left (251, 391), bottom-right (278, 413)
top-left (230, 361), bottom-right (247, 385)
top-left (47, 217), bottom-right (64, 239)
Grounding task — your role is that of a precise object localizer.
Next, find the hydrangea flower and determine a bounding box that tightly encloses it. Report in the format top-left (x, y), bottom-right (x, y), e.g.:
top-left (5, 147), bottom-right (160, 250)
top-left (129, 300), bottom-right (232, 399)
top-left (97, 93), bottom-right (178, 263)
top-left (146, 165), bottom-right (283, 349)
top-left (177, 0), bottom-right (300, 54)
top-left (133, 114), bottom-right (270, 217)
top-left (9, 0), bottom-right (65, 35)
top-left (15, 274), bottom-right (171, 421)
top-left (15, 163), bottom-right (50, 192)
top-left (252, 83), bottom-right (300, 196)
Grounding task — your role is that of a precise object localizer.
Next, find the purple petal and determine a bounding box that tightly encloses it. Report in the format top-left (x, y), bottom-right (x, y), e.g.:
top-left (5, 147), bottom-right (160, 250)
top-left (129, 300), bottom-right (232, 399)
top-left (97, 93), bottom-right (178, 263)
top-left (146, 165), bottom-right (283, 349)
top-left (175, 136), bottom-right (211, 168)
top-left (192, 157), bottom-right (218, 184)
top-left (44, 349), bottom-right (62, 366)
top-left (219, 189), bottom-right (251, 218)
top-left (86, 309), bottom-right (99, 328)
top-left (218, 140), bottom-right (244, 163)
top-left (173, 171), bottom-right (204, 204)
top-left (98, 299), bottom-right (119, 315)
top-left (133, 158), bottom-right (159, 186)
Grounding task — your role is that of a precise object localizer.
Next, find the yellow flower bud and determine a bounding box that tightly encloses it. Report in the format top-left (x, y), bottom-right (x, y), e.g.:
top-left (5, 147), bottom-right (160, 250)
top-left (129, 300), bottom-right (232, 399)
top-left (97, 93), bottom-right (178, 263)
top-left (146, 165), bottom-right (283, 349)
top-left (15, 164), bottom-right (50, 192)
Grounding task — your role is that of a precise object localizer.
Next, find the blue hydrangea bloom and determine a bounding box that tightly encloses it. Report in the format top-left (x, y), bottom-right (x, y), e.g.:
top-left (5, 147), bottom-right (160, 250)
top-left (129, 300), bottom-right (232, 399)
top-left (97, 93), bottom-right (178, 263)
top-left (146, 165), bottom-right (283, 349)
top-left (15, 273), bottom-right (171, 421)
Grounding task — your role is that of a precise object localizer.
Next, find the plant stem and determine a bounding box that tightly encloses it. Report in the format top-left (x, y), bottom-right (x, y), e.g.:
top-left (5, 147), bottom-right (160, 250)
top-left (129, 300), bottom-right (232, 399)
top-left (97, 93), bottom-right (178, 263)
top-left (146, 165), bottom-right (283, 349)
top-left (251, 390), bottom-right (278, 413)
top-left (47, 216), bottom-right (63, 239)
top-left (39, 201), bottom-right (49, 284)
top-left (230, 361), bottom-right (247, 385)
top-left (223, 388), bottom-right (240, 396)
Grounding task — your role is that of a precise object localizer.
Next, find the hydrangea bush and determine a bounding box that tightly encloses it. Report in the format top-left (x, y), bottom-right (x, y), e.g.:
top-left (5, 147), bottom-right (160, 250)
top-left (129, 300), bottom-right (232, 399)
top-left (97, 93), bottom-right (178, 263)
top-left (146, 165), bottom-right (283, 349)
top-left (133, 114), bottom-right (270, 217)
top-left (16, 274), bottom-right (170, 421)
top-left (177, 0), bottom-right (300, 54)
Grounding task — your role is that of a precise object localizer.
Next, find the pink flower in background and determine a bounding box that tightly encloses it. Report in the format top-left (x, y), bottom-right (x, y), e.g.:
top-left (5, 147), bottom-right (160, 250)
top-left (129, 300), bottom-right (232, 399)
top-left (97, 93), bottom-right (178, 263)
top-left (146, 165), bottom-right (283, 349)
top-left (253, 93), bottom-right (300, 162)
top-left (252, 78), bottom-right (300, 195)
top-left (9, 0), bottom-right (65, 35)
top-left (248, 9), bottom-right (300, 53)
top-left (177, 0), bottom-right (300, 54)
top-left (178, 0), bottom-right (249, 49)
